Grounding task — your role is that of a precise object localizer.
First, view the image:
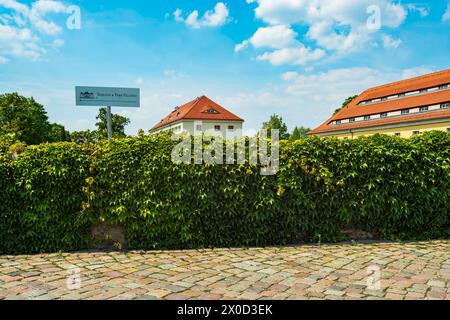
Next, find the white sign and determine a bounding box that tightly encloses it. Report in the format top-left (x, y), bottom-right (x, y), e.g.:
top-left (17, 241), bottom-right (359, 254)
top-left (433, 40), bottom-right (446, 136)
top-left (76, 86), bottom-right (140, 107)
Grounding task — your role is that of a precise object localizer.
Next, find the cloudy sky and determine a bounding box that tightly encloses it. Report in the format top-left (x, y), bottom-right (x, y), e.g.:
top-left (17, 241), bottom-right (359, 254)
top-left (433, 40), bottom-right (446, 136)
top-left (1, 0), bottom-right (449, 134)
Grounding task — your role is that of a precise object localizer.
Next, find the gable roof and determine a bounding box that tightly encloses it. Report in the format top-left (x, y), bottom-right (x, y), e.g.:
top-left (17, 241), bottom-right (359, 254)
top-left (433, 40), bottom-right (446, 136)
top-left (309, 68), bottom-right (450, 135)
top-left (152, 95), bottom-right (244, 130)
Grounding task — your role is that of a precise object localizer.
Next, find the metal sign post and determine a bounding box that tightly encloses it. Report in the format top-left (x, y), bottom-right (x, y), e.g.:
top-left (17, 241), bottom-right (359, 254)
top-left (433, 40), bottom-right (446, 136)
top-left (75, 86), bottom-right (140, 140)
top-left (107, 106), bottom-right (112, 139)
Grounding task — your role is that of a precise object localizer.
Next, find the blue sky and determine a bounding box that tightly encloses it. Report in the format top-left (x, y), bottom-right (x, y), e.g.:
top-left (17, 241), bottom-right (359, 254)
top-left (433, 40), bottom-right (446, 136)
top-left (0, 0), bottom-right (449, 134)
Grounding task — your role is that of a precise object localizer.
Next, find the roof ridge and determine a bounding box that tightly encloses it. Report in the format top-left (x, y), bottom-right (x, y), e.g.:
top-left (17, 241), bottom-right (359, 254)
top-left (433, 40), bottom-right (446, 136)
top-left (198, 96), bottom-right (244, 121)
top-left (183, 96), bottom-right (205, 119)
top-left (365, 68), bottom-right (450, 93)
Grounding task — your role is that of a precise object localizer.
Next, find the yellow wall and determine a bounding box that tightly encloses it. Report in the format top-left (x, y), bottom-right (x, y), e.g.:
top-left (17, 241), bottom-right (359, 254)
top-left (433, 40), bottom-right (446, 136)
top-left (318, 121), bottom-right (450, 139)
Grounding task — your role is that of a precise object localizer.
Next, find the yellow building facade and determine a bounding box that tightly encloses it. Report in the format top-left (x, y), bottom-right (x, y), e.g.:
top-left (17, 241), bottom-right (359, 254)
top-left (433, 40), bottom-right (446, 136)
top-left (316, 119), bottom-right (450, 139)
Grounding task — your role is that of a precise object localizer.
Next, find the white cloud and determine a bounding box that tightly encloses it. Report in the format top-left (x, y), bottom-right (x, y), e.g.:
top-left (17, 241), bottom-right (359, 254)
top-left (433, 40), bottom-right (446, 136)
top-left (252, 0), bottom-right (406, 28)
top-left (134, 77), bottom-right (144, 85)
top-left (281, 71), bottom-right (299, 81)
top-left (220, 66), bottom-right (435, 131)
top-left (400, 67), bottom-right (435, 80)
top-left (257, 46), bottom-right (325, 65)
top-left (174, 2), bottom-right (229, 29)
top-left (282, 67), bottom-right (434, 98)
top-left (31, 18), bottom-right (62, 35)
top-left (52, 38), bottom-right (64, 47)
top-left (0, 55), bottom-right (9, 63)
top-left (0, 24), bottom-right (43, 59)
top-left (281, 67), bottom-right (389, 98)
top-left (234, 40), bottom-right (249, 52)
top-left (31, 0), bottom-right (65, 15)
top-left (0, 0), bottom-right (68, 60)
top-left (242, 25), bottom-right (297, 50)
top-left (236, 24), bottom-right (325, 65)
top-left (382, 34), bottom-right (402, 49)
top-left (239, 0), bottom-right (408, 64)
top-left (443, 4), bottom-right (450, 22)
top-left (0, 0), bottom-right (29, 15)
top-left (306, 21), bottom-right (369, 52)
top-left (163, 69), bottom-right (186, 80)
top-left (173, 8), bottom-right (183, 22)
top-left (30, 0), bottom-right (67, 35)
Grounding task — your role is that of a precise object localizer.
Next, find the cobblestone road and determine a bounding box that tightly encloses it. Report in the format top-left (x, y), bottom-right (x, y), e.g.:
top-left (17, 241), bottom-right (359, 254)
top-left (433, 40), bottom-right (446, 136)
top-left (0, 241), bottom-right (449, 300)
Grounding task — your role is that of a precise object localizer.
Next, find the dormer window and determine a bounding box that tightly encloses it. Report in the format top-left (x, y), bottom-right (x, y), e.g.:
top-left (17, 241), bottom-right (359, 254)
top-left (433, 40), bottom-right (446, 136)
top-left (335, 120), bottom-right (341, 125)
top-left (381, 97), bottom-right (387, 101)
top-left (381, 113), bottom-right (388, 118)
top-left (364, 115), bottom-right (371, 121)
top-left (202, 107), bottom-right (220, 114)
top-left (420, 89), bottom-right (428, 93)
top-left (398, 93), bottom-right (405, 98)
top-left (439, 85), bottom-right (448, 90)
top-left (401, 109), bottom-right (409, 115)
top-left (349, 118), bottom-right (355, 123)
top-left (419, 106), bottom-right (428, 112)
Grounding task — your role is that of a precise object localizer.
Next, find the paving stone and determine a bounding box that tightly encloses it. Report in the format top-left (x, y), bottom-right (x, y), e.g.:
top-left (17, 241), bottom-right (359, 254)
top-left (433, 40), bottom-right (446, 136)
top-left (427, 288), bottom-right (446, 300)
top-left (427, 279), bottom-right (446, 288)
top-left (0, 241), bottom-right (448, 300)
top-left (324, 289), bottom-right (345, 296)
top-left (385, 293), bottom-right (404, 300)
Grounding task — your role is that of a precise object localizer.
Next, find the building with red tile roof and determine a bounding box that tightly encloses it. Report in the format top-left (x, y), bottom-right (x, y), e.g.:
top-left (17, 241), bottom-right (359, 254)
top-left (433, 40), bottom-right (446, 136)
top-left (309, 69), bottom-right (450, 138)
top-left (151, 95), bottom-right (244, 137)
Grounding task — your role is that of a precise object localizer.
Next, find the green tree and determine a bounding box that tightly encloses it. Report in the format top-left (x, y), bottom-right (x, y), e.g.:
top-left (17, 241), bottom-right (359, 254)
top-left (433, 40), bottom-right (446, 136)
top-left (47, 123), bottom-right (70, 142)
top-left (262, 114), bottom-right (289, 140)
top-left (0, 93), bottom-right (51, 145)
top-left (290, 126), bottom-right (310, 141)
top-left (95, 107), bottom-right (130, 138)
top-left (333, 95), bottom-right (358, 115)
top-left (70, 130), bottom-right (100, 143)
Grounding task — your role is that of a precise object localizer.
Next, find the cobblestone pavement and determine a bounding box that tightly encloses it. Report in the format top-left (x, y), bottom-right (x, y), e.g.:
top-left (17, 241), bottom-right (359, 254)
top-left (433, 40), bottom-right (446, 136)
top-left (0, 241), bottom-right (448, 300)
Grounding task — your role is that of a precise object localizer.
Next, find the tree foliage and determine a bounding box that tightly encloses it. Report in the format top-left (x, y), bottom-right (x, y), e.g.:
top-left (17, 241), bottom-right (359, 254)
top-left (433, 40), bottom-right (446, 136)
top-left (0, 93), bottom-right (69, 145)
top-left (262, 114), bottom-right (289, 140)
top-left (290, 126), bottom-right (310, 141)
top-left (96, 107), bottom-right (130, 138)
top-left (70, 130), bottom-right (100, 143)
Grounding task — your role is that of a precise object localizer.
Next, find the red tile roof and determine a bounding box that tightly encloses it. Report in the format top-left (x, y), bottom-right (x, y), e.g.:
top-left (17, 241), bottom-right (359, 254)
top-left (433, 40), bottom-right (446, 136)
top-left (152, 95), bottom-right (244, 130)
top-left (309, 69), bottom-right (450, 135)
